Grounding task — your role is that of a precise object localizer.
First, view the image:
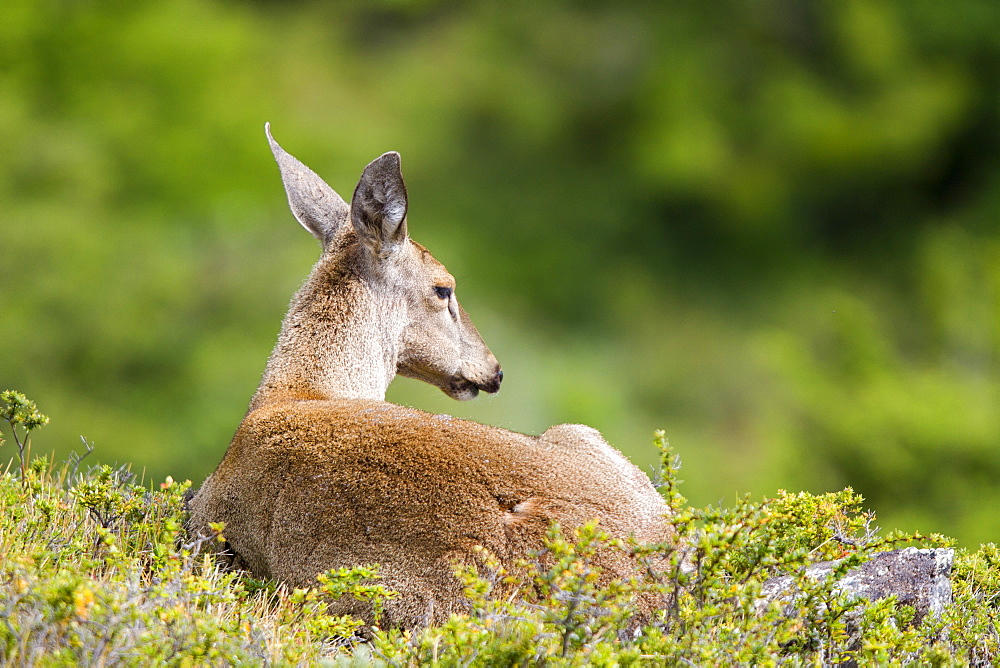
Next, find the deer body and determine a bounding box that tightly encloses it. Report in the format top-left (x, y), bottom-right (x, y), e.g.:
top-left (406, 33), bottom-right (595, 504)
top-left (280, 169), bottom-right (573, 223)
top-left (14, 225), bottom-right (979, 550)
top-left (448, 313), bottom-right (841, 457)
top-left (188, 126), bottom-right (671, 629)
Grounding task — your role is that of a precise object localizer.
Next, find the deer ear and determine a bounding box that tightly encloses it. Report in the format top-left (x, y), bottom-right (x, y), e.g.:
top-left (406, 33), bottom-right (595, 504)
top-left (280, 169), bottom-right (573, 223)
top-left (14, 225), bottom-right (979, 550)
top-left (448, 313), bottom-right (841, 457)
top-left (266, 123), bottom-right (349, 246)
top-left (350, 151), bottom-right (408, 257)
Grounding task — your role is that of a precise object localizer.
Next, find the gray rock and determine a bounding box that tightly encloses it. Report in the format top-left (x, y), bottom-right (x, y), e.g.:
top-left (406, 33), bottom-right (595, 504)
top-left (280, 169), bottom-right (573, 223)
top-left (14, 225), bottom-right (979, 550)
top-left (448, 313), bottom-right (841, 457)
top-left (758, 547), bottom-right (954, 625)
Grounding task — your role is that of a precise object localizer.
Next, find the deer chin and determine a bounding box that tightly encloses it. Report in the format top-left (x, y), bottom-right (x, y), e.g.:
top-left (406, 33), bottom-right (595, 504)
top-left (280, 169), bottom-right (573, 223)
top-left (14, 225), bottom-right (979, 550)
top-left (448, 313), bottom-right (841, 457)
top-left (397, 365), bottom-right (461, 399)
top-left (445, 380), bottom-right (480, 401)
top-left (444, 374), bottom-right (501, 401)
top-left (398, 364), bottom-right (501, 401)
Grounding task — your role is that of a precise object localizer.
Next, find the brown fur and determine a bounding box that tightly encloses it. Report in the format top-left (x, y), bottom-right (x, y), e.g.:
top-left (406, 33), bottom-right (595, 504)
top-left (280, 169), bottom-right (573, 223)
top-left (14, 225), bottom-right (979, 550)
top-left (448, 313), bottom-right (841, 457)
top-left (188, 125), bottom-right (672, 630)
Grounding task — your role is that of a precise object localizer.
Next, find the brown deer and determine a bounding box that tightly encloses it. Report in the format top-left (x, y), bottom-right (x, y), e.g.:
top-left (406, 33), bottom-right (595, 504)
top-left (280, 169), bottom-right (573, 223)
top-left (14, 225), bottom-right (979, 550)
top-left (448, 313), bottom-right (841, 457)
top-left (187, 125), bottom-right (672, 630)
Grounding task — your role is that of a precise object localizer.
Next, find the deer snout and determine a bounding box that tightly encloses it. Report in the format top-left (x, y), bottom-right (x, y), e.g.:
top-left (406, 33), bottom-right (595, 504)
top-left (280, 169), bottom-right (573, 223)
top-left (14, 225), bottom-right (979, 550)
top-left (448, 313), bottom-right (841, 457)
top-left (478, 367), bottom-right (503, 394)
top-left (444, 364), bottom-right (501, 401)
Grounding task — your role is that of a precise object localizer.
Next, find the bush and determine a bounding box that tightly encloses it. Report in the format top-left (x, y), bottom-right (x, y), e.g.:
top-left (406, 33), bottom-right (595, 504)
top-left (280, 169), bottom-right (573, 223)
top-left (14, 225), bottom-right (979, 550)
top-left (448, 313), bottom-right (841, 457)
top-left (1, 393), bottom-right (997, 665)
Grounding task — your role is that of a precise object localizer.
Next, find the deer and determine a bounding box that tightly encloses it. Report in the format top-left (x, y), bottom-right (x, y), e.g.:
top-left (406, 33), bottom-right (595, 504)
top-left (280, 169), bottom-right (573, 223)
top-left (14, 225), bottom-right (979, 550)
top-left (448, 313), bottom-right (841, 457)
top-left (187, 124), bottom-right (673, 630)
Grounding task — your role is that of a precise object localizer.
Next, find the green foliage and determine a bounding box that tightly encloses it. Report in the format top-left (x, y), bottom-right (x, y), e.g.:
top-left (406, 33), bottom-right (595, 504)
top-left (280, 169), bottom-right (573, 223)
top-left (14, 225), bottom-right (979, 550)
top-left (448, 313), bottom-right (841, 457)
top-left (0, 390), bottom-right (50, 431)
top-left (316, 566), bottom-right (397, 629)
top-left (1, 389), bottom-right (50, 483)
top-left (0, 394), bottom-right (997, 664)
top-left (946, 543), bottom-right (1000, 661)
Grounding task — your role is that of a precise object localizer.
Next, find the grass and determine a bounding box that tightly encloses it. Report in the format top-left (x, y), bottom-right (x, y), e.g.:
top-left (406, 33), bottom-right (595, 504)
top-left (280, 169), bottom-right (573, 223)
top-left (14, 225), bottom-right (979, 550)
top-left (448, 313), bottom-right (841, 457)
top-left (1, 391), bottom-right (998, 665)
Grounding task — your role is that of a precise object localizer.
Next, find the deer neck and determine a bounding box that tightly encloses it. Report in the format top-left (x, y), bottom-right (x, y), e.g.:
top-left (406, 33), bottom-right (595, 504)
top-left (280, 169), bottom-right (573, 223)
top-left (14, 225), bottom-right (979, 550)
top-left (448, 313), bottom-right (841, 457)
top-left (249, 263), bottom-right (404, 410)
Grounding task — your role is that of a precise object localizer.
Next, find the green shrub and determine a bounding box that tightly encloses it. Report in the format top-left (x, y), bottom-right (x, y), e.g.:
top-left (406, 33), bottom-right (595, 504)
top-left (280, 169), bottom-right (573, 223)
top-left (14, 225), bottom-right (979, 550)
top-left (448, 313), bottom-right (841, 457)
top-left (1, 393), bottom-right (997, 665)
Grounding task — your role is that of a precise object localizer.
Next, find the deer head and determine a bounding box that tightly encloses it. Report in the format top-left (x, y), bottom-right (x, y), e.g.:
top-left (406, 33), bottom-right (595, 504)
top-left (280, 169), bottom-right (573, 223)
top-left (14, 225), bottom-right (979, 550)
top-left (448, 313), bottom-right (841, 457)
top-left (254, 124), bottom-right (502, 407)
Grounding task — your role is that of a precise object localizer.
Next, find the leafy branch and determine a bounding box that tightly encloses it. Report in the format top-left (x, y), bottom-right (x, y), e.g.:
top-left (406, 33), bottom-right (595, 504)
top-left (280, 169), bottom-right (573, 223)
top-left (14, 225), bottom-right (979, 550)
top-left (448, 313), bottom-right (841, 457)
top-left (1, 390), bottom-right (50, 486)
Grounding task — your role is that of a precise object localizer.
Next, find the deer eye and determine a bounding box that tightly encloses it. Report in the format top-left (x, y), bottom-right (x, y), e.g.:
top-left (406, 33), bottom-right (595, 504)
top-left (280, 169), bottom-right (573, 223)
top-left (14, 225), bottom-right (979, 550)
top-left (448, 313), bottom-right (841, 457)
top-left (434, 286), bottom-right (453, 300)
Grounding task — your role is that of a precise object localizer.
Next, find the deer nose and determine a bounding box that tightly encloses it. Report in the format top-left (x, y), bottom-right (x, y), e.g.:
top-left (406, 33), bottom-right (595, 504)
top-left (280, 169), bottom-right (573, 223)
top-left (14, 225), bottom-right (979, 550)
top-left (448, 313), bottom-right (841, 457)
top-left (480, 367), bottom-right (503, 394)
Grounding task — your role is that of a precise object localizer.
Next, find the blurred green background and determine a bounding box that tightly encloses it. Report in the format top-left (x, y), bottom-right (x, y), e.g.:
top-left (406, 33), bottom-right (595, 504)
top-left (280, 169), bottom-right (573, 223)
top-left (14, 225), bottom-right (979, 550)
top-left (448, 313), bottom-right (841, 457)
top-left (3, 1), bottom-right (998, 547)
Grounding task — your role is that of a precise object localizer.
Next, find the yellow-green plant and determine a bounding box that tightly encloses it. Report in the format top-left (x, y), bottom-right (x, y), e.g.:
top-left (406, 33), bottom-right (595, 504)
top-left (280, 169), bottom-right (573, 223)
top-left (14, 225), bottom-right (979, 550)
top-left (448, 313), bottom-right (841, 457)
top-left (1, 391), bottom-right (997, 665)
top-left (1, 389), bottom-right (50, 485)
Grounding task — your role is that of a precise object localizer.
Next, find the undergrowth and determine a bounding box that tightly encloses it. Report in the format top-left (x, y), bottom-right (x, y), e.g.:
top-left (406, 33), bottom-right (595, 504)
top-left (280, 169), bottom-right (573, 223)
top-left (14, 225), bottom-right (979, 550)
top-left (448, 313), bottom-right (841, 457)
top-left (1, 390), bottom-right (997, 665)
